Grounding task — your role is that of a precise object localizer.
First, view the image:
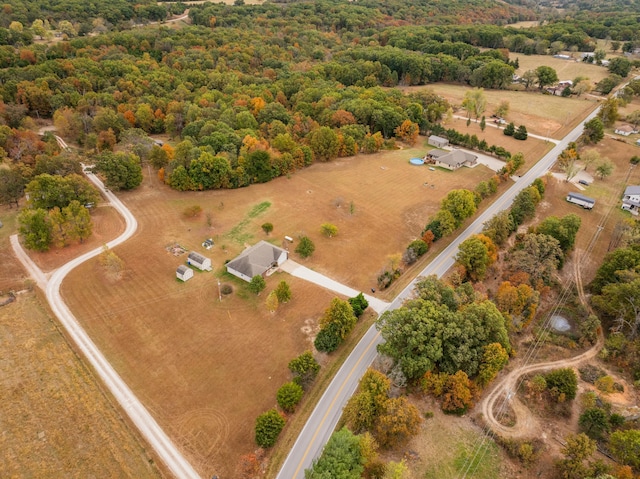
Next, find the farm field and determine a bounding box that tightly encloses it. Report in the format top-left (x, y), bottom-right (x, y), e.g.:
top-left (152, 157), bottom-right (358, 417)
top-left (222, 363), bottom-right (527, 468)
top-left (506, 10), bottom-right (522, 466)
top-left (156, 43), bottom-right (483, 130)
top-left (59, 146), bottom-right (497, 476)
top-left (510, 54), bottom-right (612, 85)
top-left (402, 83), bottom-right (599, 140)
top-left (0, 219), bottom-right (165, 479)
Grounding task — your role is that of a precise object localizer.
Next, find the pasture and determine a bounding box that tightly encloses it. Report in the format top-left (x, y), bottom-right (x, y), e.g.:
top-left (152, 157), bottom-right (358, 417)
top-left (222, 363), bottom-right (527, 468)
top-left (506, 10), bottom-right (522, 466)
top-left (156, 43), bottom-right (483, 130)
top-left (404, 83), bottom-right (599, 140)
top-left (0, 215), bottom-right (164, 478)
top-left (60, 147), bottom-right (496, 476)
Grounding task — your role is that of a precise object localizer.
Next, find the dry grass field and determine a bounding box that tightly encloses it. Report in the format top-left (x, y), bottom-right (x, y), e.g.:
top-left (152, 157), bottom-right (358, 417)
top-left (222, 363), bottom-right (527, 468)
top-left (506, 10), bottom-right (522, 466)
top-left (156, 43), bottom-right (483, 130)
top-left (545, 137), bottom-right (640, 282)
top-left (0, 210), bottom-right (164, 479)
top-left (402, 83), bottom-right (599, 139)
top-left (57, 148), bottom-right (496, 476)
top-left (510, 54), bottom-right (611, 85)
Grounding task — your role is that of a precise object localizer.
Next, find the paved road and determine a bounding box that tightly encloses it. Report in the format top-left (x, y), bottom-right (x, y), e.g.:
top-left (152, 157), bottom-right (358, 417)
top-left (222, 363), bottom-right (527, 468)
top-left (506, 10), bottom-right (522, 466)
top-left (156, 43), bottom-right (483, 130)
top-left (276, 105), bottom-right (602, 478)
top-left (12, 169), bottom-right (201, 479)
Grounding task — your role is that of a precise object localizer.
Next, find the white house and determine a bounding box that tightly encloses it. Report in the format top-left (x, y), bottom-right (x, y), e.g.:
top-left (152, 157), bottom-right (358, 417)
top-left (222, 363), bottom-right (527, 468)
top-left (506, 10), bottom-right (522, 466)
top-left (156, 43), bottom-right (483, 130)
top-left (622, 185), bottom-right (640, 215)
top-left (226, 241), bottom-right (288, 282)
top-left (615, 124), bottom-right (637, 136)
top-left (187, 251), bottom-right (212, 271)
top-left (427, 149), bottom-right (477, 170)
top-left (566, 192), bottom-right (595, 209)
top-left (428, 135), bottom-right (449, 148)
top-left (176, 265), bottom-right (194, 282)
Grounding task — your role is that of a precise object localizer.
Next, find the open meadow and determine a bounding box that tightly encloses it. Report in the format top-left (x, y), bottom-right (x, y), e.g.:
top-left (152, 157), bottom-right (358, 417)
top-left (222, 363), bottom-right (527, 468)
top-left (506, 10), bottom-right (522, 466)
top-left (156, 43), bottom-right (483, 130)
top-left (58, 146), bottom-right (496, 476)
top-left (403, 83), bottom-right (600, 140)
top-left (0, 211), bottom-right (165, 479)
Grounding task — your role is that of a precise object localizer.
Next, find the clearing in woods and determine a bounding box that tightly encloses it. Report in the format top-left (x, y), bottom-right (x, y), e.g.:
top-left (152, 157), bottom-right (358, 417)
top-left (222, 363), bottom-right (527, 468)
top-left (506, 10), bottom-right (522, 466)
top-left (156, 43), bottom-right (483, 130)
top-left (403, 79), bottom-right (601, 140)
top-left (0, 214), bottom-right (164, 479)
top-left (60, 146), bottom-right (496, 477)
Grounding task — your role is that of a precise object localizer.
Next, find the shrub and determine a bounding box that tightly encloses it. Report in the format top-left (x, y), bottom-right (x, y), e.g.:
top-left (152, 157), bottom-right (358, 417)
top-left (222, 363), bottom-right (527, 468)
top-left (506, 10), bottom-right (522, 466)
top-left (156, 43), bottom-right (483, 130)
top-left (504, 122), bottom-right (515, 136)
top-left (277, 381), bottom-right (304, 413)
top-left (320, 223), bottom-right (338, 237)
top-left (248, 275), bottom-right (266, 295)
top-left (274, 280), bottom-right (291, 303)
top-left (255, 409), bottom-right (285, 448)
top-left (220, 283), bottom-right (233, 295)
top-left (183, 205), bottom-right (202, 218)
top-left (295, 236), bottom-right (315, 258)
top-left (595, 375), bottom-right (615, 393)
top-left (314, 324), bottom-right (341, 353)
top-left (348, 293), bottom-right (369, 317)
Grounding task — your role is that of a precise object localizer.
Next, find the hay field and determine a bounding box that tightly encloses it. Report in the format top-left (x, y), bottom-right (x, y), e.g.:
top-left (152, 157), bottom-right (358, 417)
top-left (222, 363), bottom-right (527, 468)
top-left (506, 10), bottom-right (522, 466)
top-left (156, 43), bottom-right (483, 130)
top-left (60, 148), bottom-right (495, 476)
top-left (0, 213), bottom-right (164, 478)
top-left (403, 84), bottom-right (599, 139)
top-left (511, 54), bottom-right (611, 84)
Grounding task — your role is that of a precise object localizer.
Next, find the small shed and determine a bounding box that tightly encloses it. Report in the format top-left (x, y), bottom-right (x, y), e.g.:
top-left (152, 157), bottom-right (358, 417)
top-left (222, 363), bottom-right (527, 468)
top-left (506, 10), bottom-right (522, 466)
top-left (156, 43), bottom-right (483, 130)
top-left (176, 265), bottom-right (194, 282)
top-left (187, 251), bottom-right (212, 271)
top-left (428, 135), bottom-right (449, 148)
top-left (566, 192), bottom-right (595, 209)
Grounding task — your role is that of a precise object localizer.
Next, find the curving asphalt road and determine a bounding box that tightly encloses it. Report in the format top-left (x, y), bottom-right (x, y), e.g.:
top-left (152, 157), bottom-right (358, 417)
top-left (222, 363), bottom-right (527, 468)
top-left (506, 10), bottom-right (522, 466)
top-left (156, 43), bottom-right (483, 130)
top-left (12, 169), bottom-right (201, 479)
top-left (276, 105), bottom-right (603, 478)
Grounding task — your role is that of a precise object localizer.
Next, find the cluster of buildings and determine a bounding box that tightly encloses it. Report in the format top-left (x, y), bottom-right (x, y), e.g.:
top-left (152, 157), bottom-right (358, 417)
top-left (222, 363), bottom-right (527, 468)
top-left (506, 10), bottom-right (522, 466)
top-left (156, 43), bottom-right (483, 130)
top-left (566, 185), bottom-right (640, 216)
top-left (175, 241), bottom-right (289, 282)
top-left (424, 135), bottom-right (478, 170)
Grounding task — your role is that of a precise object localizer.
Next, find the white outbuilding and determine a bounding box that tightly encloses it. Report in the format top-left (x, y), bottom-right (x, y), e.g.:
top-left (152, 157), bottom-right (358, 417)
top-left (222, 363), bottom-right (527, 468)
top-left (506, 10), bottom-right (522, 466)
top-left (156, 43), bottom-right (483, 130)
top-left (187, 251), bottom-right (212, 271)
top-left (176, 265), bottom-right (194, 282)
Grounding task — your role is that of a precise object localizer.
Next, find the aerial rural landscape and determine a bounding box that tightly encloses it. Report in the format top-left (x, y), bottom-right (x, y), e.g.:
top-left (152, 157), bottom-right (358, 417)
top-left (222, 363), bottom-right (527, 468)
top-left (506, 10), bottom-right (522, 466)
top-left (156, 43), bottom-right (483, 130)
top-left (1, 0), bottom-right (640, 478)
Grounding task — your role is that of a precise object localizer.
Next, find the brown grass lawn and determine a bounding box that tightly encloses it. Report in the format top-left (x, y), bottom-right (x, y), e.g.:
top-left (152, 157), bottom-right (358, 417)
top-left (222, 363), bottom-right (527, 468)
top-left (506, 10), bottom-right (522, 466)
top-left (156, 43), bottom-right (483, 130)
top-left (510, 54), bottom-right (611, 85)
top-left (57, 149), bottom-right (496, 477)
top-left (0, 213), bottom-right (164, 479)
top-left (402, 84), bottom-right (599, 139)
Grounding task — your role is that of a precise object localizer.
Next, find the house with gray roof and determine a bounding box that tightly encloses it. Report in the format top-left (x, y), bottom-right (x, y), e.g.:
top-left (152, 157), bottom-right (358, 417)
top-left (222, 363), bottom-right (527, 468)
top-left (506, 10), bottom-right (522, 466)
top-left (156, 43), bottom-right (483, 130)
top-left (622, 185), bottom-right (640, 215)
top-left (427, 149), bottom-right (477, 170)
top-left (226, 241), bottom-right (288, 282)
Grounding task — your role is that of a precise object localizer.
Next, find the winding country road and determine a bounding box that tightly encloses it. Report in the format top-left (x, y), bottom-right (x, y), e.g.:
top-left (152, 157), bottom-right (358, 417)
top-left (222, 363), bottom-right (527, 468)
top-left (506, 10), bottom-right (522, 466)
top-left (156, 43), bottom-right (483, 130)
top-left (11, 170), bottom-right (201, 479)
top-left (276, 105), bottom-right (604, 478)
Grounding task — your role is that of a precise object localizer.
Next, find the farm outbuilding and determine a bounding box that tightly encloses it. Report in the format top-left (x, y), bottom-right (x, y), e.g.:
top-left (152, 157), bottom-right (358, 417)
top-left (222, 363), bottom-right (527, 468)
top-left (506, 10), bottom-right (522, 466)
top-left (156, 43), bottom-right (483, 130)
top-left (566, 192), bottom-right (595, 209)
top-left (226, 241), bottom-right (288, 282)
top-left (176, 265), bottom-right (194, 282)
top-left (428, 135), bottom-right (449, 148)
top-left (187, 251), bottom-right (212, 271)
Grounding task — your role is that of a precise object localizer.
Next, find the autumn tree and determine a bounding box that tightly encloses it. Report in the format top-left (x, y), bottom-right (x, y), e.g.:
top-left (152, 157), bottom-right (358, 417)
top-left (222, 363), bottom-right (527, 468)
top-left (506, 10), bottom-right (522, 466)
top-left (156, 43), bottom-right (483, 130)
top-left (321, 223), bottom-right (338, 238)
top-left (462, 88), bottom-right (486, 121)
top-left (394, 119), bottom-right (419, 145)
top-left (265, 290), bottom-right (279, 312)
top-left (342, 368), bottom-right (390, 433)
top-left (455, 235), bottom-right (495, 280)
top-left (94, 151), bottom-right (143, 190)
top-left (308, 126), bottom-right (339, 162)
top-left (374, 396), bottom-right (422, 447)
top-left (441, 371), bottom-right (476, 414)
top-left (609, 429), bottom-right (640, 470)
top-left (477, 342), bottom-right (510, 386)
top-left (441, 189), bottom-right (477, 227)
top-left (555, 433), bottom-right (598, 479)
top-left (592, 278), bottom-right (640, 338)
top-left (508, 233), bottom-right (563, 285)
top-left (0, 167), bottom-right (25, 207)
top-left (582, 117), bottom-right (604, 144)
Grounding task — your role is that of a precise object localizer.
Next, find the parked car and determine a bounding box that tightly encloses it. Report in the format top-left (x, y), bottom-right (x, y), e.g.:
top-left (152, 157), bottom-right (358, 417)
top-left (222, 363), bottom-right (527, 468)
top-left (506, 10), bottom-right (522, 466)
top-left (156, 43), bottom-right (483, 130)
top-left (494, 118), bottom-right (507, 125)
top-left (578, 179), bottom-right (590, 186)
